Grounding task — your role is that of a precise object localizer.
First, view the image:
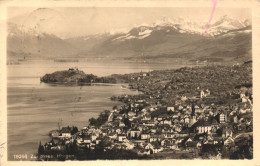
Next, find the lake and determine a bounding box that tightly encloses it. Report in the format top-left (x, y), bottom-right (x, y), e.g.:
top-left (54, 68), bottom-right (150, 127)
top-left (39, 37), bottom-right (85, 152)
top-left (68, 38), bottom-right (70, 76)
top-left (7, 59), bottom-right (189, 160)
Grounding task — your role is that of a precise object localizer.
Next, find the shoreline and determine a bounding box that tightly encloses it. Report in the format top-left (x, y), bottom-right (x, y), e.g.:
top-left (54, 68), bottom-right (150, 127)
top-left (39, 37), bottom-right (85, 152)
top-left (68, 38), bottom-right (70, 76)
top-left (7, 77), bottom-right (140, 161)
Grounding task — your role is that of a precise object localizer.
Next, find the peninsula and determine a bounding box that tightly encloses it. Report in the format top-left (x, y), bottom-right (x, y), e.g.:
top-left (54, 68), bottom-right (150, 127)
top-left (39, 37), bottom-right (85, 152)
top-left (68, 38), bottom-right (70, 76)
top-left (40, 67), bottom-right (117, 84)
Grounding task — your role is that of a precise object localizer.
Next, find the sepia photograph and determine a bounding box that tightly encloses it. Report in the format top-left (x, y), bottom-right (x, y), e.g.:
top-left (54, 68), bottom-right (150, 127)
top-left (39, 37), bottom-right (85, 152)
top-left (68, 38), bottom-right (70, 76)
top-left (0, 0), bottom-right (259, 165)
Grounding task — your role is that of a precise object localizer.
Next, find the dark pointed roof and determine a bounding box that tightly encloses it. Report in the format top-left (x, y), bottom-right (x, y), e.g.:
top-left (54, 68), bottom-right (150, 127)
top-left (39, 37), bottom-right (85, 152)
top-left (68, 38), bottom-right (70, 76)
top-left (193, 119), bottom-right (211, 127)
top-left (191, 103), bottom-right (195, 116)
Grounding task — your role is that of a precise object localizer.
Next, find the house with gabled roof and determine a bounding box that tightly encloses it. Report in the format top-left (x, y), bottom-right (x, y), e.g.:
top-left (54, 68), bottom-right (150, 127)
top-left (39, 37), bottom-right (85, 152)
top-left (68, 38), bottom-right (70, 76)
top-left (108, 132), bottom-right (117, 140)
top-left (196, 141), bottom-right (202, 149)
top-left (224, 136), bottom-right (234, 146)
top-left (185, 140), bottom-right (197, 150)
top-left (145, 143), bottom-right (154, 150)
top-left (60, 127), bottom-right (72, 138)
top-left (179, 137), bottom-right (193, 148)
top-left (222, 127), bottom-right (233, 138)
top-left (117, 134), bottom-right (127, 142)
top-left (184, 116), bottom-right (190, 124)
top-left (82, 135), bottom-right (91, 143)
top-left (167, 106), bottom-right (175, 112)
top-left (137, 149), bottom-right (151, 156)
top-left (123, 140), bottom-right (135, 150)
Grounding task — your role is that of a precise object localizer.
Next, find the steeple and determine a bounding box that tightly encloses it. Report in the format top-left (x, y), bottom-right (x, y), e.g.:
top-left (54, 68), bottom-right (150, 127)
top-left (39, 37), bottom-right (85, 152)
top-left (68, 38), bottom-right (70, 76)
top-left (191, 103), bottom-right (195, 116)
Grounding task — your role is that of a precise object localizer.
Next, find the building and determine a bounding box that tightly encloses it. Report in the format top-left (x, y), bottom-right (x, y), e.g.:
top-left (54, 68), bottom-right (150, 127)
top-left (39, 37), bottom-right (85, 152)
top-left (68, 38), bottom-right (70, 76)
top-left (184, 116), bottom-right (190, 124)
top-left (141, 133), bottom-right (150, 140)
top-left (200, 90), bottom-right (205, 98)
top-left (224, 136), bottom-right (234, 146)
top-left (129, 129), bottom-right (141, 138)
top-left (196, 125), bottom-right (212, 134)
top-left (194, 120), bottom-right (212, 134)
top-left (219, 113), bottom-right (227, 123)
top-left (222, 127), bottom-right (233, 138)
top-left (118, 134), bottom-right (127, 142)
top-left (50, 130), bottom-right (60, 138)
top-left (82, 136), bottom-right (91, 143)
top-left (91, 135), bottom-right (97, 141)
top-left (60, 127), bottom-right (72, 138)
top-left (181, 96), bottom-right (187, 101)
top-left (167, 106), bottom-right (175, 112)
top-left (200, 89), bottom-right (210, 98)
top-left (119, 122), bottom-right (126, 127)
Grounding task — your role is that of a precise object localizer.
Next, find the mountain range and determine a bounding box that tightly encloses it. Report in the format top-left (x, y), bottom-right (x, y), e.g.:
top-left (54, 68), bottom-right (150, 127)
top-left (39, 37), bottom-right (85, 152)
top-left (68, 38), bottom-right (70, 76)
top-left (7, 8), bottom-right (252, 64)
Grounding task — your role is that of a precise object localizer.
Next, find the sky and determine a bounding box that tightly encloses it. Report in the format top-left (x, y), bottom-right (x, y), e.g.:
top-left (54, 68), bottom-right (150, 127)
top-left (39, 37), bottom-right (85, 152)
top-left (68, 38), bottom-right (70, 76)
top-left (7, 7), bottom-right (251, 38)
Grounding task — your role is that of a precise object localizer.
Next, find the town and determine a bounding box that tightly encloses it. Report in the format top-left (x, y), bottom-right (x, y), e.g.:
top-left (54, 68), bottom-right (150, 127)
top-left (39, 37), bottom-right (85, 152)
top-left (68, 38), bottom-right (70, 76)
top-left (37, 61), bottom-right (253, 160)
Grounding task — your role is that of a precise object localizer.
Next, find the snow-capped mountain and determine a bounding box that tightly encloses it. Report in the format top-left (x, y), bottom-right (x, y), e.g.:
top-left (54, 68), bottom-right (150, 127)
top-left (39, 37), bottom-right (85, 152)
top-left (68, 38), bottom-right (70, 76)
top-left (107, 15), bottom-right (251, 42)
top-left (206, 15), bottom-right (251, 36)
top-left (7, 23), bottom-right (78, 59)
top-left (78, 15), bottom-right (251, 62)
top-left (7, 13), bottom-right (251, 64)
top-left (12, 8), bottom-right (70, 39)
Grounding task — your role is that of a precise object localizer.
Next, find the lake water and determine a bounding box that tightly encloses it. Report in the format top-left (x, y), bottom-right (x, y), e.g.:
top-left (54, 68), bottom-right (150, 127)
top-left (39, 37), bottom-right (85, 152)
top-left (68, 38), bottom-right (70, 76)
top-left (7, 59), bottom-right (189, 160)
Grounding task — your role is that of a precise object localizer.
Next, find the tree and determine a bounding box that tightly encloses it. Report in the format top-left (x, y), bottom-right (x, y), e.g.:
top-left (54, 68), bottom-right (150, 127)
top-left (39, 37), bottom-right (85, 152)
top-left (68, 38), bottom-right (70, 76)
top-left (123, 117), bottom-right (131, 128)
top-left (71, 126), bottom-right (78, 135)
top-left (216, 128), bottom-right (223, 137)
top-left (38, 141), bottom-right (45, 155)
top-left (201, 144), bottom-right (220, 158)
top-left (89, 117), bottom-right (98, 126)
top-left (112, 105), bottom-right (118, 110)
top-left (230, 135), bottom-right (253, 159)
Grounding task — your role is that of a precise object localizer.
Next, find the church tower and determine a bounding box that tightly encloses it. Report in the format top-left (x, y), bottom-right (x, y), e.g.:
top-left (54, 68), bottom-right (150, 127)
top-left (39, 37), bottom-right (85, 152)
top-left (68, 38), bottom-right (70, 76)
top-left (189, 104), bottom-right (197, 126)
